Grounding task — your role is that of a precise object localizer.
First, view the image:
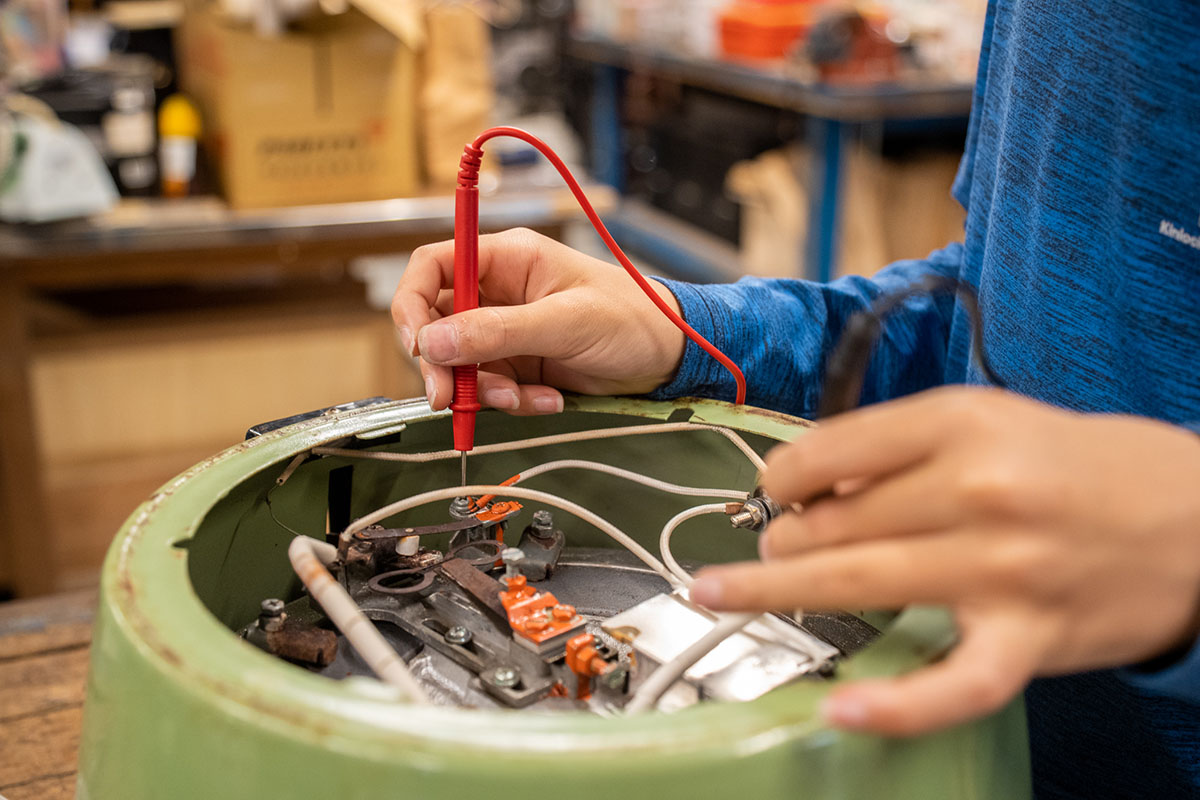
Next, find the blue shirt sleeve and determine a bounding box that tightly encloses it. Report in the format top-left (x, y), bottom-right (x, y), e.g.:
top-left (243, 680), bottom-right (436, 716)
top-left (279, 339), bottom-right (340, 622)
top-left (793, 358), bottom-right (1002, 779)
top-left (1114, 420), bottom-right (1200, 704)
top-left (1117, 636), bottom-right (1200, 706)
top-left (649, 244), bottom-right (966, 417)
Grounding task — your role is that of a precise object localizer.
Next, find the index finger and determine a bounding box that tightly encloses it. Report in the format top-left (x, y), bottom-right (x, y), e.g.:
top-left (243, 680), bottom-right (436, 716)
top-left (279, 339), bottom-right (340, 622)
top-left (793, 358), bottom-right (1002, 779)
top-left (763, 387), bottom-right (972, 506)
top-left (690, 530), bottom-right (986, 611)
top-left (391, 239), bottom-right (454, 353)
top-left (391, 229), bottom-right (554, 348)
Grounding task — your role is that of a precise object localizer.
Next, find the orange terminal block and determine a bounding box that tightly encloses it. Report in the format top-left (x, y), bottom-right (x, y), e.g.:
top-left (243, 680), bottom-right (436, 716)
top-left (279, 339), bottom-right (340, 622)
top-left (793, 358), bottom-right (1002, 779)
top-left (564, 632), bottom-right (616, 701)
top-left (498, 574), bottom-right (586, 656)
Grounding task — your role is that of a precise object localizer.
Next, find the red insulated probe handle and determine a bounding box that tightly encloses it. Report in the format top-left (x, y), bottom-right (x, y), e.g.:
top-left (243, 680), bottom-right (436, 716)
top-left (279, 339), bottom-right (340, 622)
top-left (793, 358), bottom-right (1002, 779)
top-left (450, 145), bottom-right (483, 453)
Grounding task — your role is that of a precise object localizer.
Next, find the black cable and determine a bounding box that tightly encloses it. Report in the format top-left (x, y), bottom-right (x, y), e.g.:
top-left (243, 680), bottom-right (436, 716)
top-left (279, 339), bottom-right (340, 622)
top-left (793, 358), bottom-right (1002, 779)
top-left (817, 276), bottom-right (1008, 419)
top-left (265, 486), bottom-right (308, 540)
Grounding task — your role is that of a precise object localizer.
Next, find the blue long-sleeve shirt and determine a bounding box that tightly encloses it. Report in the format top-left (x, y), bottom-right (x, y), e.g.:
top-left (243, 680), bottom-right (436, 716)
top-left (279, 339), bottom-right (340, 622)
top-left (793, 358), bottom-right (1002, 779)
top-left (650, 1), bottom-right (1200, 796)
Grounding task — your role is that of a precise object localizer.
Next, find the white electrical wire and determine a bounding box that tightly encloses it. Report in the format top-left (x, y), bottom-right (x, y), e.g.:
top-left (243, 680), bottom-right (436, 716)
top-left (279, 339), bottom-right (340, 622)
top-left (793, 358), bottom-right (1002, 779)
top-left (311, 420), bottom-right (768, 473)
top-left (287, 536), bottom-right (430, 704)
top-left (508, 460), bottom-right (746, 501)
top-left (658, 503), bottom-right (730, 586)
top-left (624, 612), bottom-right (758, 714)
top-left (343, 484), bottom-right (682, 587)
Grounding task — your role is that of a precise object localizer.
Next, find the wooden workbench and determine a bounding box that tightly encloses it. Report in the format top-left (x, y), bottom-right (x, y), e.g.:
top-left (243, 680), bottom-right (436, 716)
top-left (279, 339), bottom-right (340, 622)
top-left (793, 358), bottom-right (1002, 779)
top-left (0, 591), bottom-right (97, 799)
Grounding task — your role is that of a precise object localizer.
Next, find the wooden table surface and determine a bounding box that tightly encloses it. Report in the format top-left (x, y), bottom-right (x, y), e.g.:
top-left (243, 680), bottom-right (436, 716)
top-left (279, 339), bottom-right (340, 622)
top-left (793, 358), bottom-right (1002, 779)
top-left (0, 591), bottom-right (96, 800)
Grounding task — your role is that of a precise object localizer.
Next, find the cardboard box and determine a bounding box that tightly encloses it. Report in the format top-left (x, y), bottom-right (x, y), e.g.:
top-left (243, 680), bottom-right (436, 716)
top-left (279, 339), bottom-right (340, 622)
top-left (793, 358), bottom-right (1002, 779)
top-left (31, 306), bottom-right (423, 589)
top-left (177, 7), bottom-right (419, 208)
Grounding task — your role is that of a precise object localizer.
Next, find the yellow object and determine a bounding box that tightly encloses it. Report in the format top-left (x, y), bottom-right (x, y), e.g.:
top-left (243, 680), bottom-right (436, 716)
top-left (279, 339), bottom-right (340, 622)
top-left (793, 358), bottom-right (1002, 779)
top-left (158, 94), bottom-right (202, 139)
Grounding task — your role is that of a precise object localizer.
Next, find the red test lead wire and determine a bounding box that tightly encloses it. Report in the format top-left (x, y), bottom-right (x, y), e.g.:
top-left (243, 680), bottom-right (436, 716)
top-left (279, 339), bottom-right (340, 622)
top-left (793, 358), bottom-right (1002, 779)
top-left (450, 126), bottom-right (748, 456)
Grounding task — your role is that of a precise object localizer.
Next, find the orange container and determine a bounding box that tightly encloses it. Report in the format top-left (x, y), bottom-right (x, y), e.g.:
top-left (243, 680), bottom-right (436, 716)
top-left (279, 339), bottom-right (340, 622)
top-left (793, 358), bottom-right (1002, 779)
top-left (719, 0), bottom-right (819, 60)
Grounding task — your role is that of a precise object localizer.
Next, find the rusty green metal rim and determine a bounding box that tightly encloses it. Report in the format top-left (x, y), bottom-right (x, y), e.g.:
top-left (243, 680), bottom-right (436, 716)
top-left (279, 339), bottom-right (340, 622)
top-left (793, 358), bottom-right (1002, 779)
top-left (101, 395), bottom-right (956, 765)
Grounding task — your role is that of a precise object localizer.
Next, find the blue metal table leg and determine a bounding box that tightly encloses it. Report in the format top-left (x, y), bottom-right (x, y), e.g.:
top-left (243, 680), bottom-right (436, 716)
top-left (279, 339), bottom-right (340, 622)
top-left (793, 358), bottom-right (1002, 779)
top-left (590, 64), bottom-right (625, 191)
top-left (807, 117), bottom-right (844, 283)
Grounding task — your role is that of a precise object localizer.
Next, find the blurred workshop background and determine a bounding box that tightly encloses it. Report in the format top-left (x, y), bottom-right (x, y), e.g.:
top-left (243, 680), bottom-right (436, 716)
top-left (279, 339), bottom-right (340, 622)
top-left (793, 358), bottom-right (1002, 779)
top-left (0, 0), bottom-right (985, 598)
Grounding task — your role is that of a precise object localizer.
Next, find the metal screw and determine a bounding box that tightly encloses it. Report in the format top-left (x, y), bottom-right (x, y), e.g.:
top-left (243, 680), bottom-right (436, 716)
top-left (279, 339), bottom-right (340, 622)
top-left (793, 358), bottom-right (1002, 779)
top-left (445, 625), bottom-right (472, 646)
top-left (531, 509), bottom-right (554, 536)
top-left (491, 666), bottom-right (520, 688)
top-left (501, 547), bottom-right (525, 579)
top-left (259, 598), bottom-right (285, 632)
top-left (449, 496), bottom-right (474, 519)
top-left (729, 508), bottom-right (760, 530)
top-left (261, 598), bottom-right (285, 616)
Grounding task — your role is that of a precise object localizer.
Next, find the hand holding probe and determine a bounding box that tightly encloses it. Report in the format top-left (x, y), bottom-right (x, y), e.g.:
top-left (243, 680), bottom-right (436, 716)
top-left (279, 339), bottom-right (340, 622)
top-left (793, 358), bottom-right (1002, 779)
top-left (448, 126), bottom-right (748, 485)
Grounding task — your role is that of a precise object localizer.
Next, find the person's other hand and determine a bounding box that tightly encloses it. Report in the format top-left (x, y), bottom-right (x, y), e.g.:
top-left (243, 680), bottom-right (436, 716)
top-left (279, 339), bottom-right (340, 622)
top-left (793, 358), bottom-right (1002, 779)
top-left (391, 228), bottom-right (685, 415)
top-left (691, 386), bottom-right (1200, 736)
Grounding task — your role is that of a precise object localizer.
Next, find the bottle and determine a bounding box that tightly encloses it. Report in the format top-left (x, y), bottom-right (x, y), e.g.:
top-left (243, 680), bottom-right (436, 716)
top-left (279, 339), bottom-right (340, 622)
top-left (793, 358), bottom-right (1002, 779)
top-left (157, 94), bottom-right (201, 198)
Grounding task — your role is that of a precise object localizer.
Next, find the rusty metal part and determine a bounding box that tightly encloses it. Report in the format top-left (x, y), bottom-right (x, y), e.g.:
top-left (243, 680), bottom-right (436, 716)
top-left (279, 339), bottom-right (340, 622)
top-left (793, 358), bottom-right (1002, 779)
top-left (516, 518), bottom-right (565, 582)
top-left (367, 568), bottom-right (436, 596)
top-left (264, 619), bottom-right (338, 667)
top-left (445, 538), bottom-right (505, 569)
top-left (353, 519), bottom-right (478, 541)
top-left (392, 550), bottom-right (444, 571)
top-left (438, 557), bottom-right (509, 624)
top-left (350, 503), bottom-right (522, 543)
top-left (343, 541), bottom-right (377, 581)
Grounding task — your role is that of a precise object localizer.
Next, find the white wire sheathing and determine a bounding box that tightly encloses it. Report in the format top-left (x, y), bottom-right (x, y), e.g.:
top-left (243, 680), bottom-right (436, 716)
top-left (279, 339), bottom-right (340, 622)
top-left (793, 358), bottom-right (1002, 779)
top-left (624, 612), bottom-right (757, 714)
top-left (311, 421), bottom-right (768, 473)
top-left (287, 536), bottom-right (430, 704)
top-left (658, 503), bottom-right (730, 586)
top-left (343, 484), bottom-right (682, 587)
top-left (511, 460), bottom-right (746, 501)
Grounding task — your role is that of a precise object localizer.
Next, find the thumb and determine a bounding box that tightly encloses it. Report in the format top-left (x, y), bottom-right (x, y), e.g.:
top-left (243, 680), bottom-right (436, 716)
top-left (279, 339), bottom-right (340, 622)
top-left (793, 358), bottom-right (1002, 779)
top-left (820, 611), bottom-right (1039, 736)
top-left (416, 300), bottom-right (568, 366)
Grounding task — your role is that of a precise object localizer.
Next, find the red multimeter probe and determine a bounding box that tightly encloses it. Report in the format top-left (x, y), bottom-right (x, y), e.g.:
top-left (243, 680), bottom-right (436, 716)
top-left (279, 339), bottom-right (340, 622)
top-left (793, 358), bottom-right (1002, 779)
top-left (450, 127), bottom-right (746, 484)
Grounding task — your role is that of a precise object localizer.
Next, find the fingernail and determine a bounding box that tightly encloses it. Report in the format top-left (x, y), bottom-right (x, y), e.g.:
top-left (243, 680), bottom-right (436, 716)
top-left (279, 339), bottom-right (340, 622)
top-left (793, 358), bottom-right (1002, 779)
top-left (532, 395), bottom-right (563, 414)
top-left (758, 533), bottom-right (771, 560)
top-left (418, 322), bottom-right (459, 363)
top-left (690, 577), bottom-right (723, 608)
top-left (424, 375), bottom-right (437, 406)
top-left (820, 694), bottom-right (870, 728)
top-left (398, 326), bottom-right (415, 356)
top-left (483, 389), bottom-right (519, 410)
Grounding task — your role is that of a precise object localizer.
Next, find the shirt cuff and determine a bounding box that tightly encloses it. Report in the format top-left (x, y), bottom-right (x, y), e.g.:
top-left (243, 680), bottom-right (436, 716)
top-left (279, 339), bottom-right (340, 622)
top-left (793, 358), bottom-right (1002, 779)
top-left (1116, 633), bottom-right (1200, 705)
top-left (646, 277), bottom-right (736, 402)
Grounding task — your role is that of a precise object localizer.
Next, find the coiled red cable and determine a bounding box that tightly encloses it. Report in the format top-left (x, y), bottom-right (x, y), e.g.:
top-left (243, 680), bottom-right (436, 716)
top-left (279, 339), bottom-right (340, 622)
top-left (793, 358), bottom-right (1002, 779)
top-left (450, 126), bottom-right (748, 454)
